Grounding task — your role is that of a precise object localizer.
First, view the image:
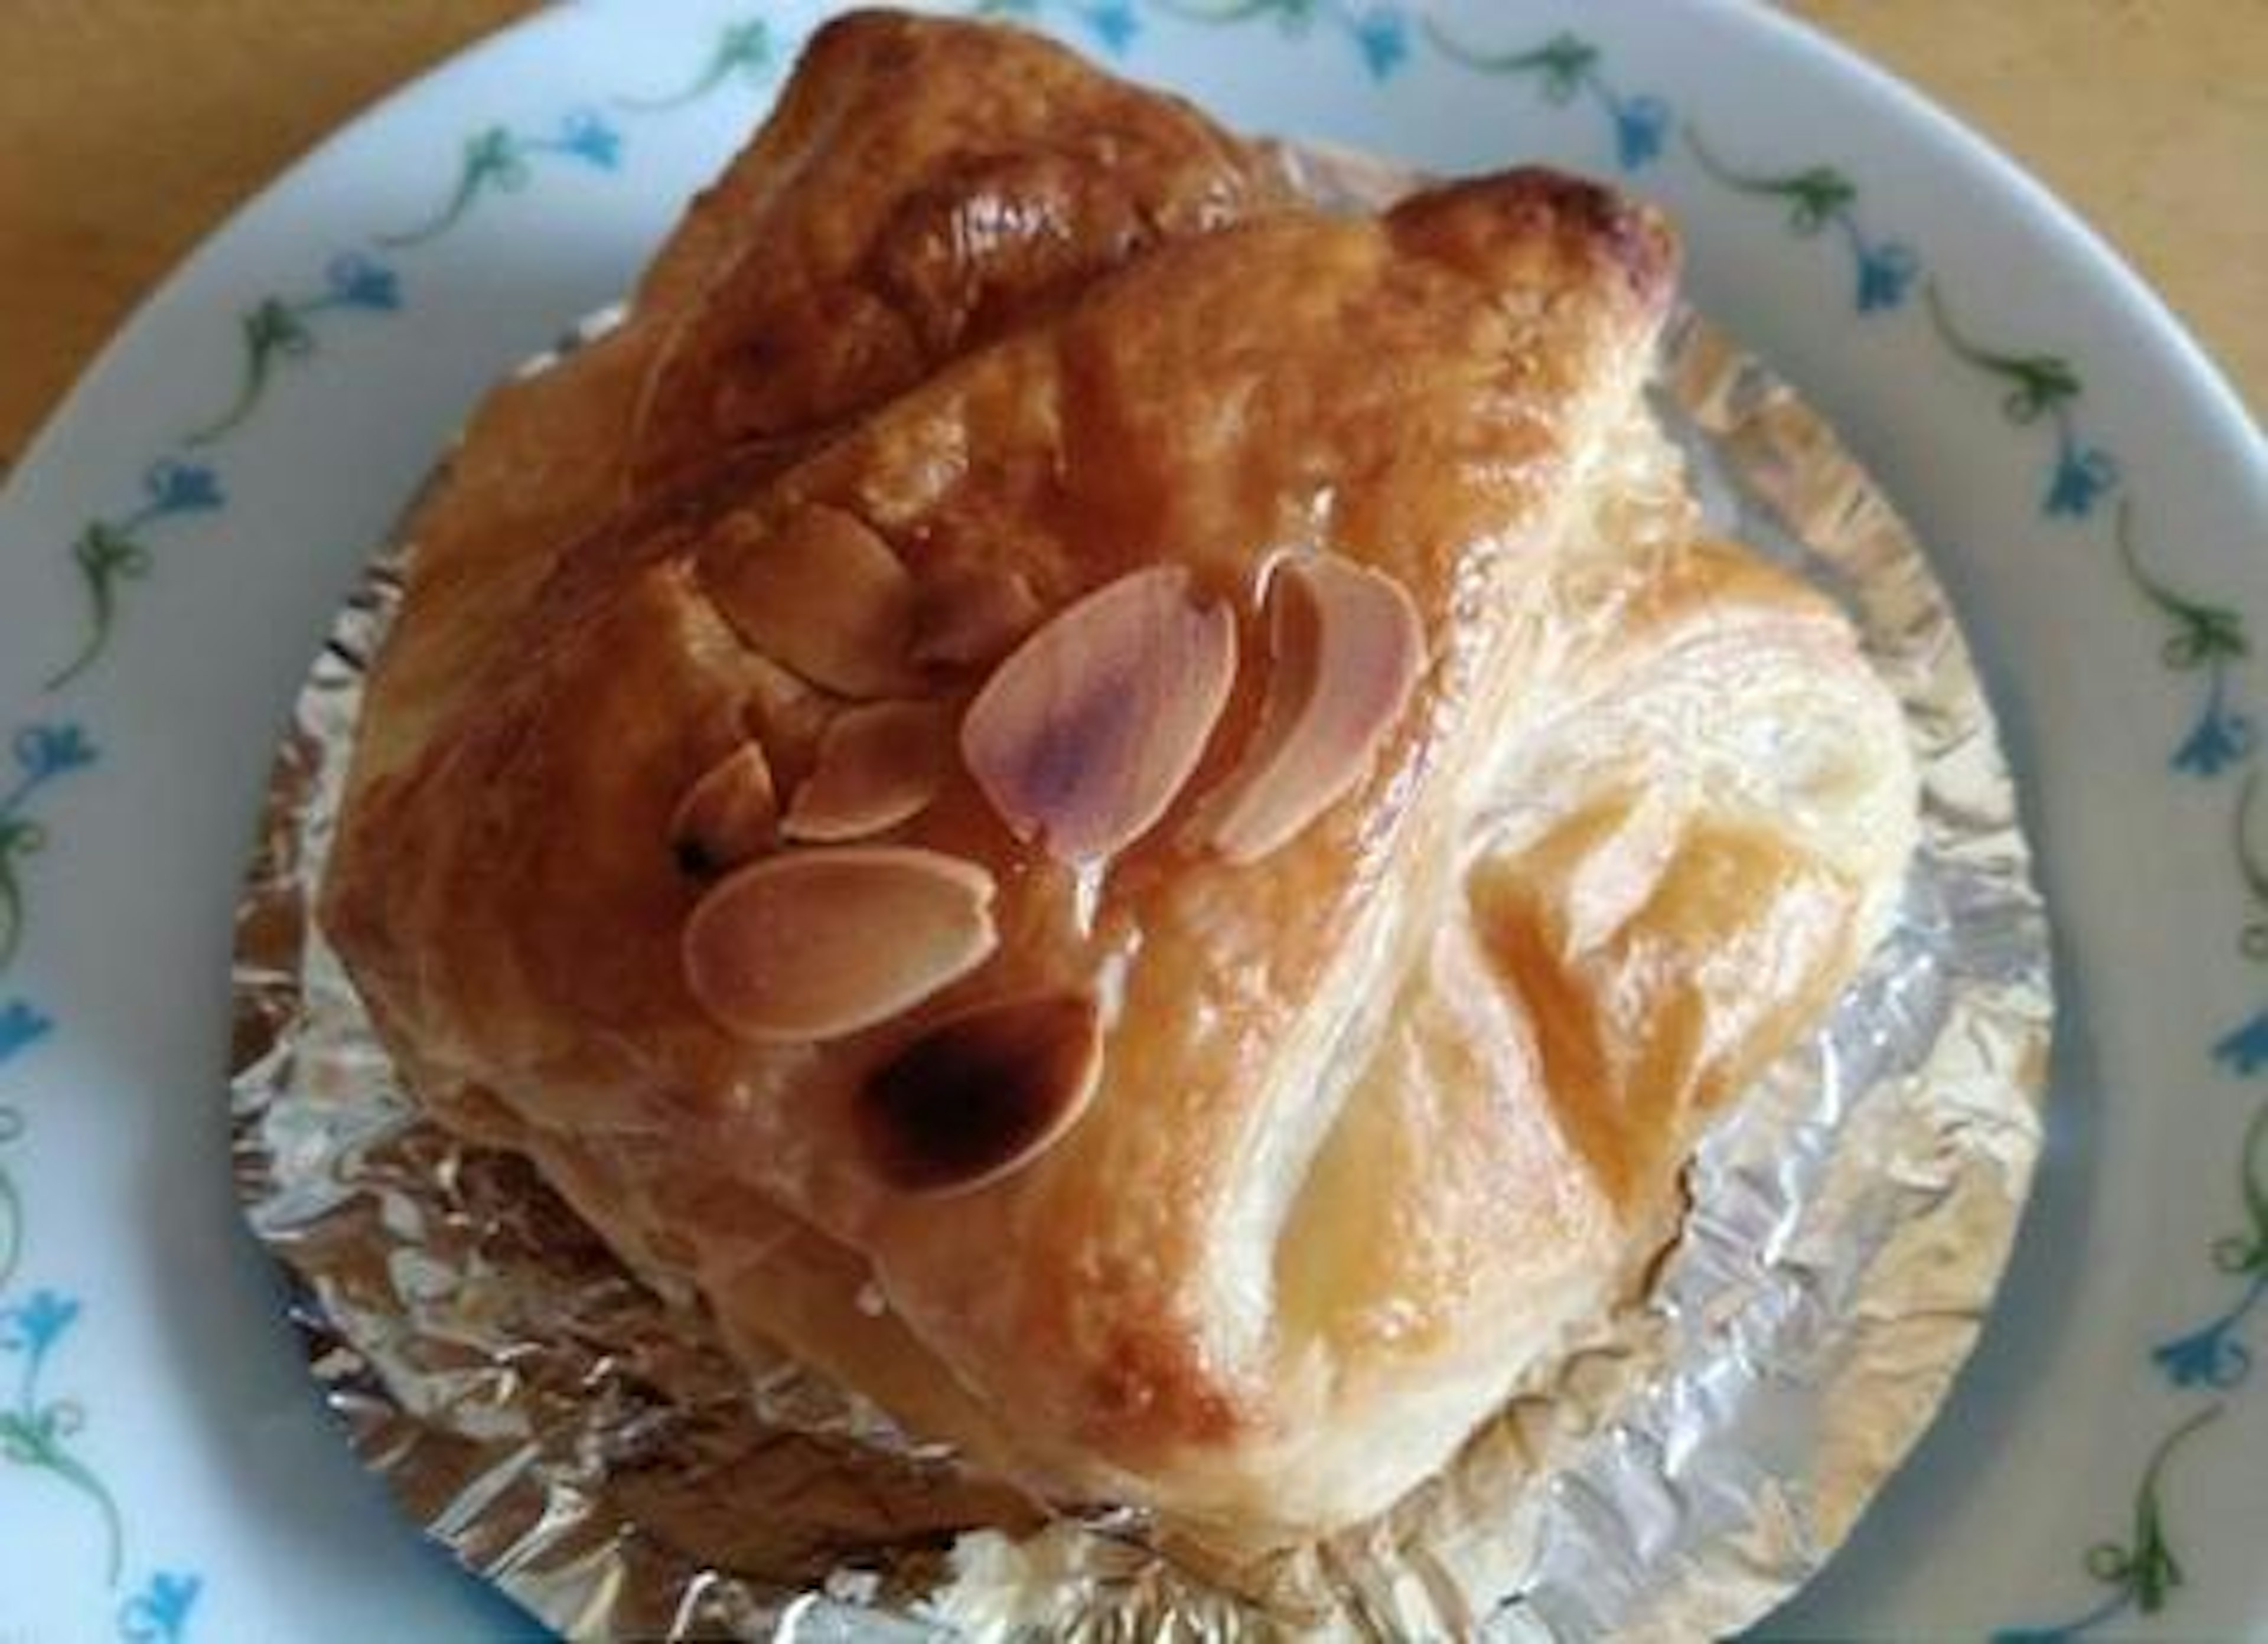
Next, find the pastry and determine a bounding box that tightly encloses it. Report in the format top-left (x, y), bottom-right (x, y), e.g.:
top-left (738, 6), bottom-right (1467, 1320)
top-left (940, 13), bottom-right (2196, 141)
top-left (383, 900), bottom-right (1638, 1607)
top-left (322, 11), bottom-right (1917, 1547)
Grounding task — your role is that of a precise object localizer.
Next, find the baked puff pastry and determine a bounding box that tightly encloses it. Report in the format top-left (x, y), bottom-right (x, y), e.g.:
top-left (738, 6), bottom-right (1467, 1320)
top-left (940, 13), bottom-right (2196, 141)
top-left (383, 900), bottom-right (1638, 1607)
top-left (323, 12), bottom-right (1916, 1547)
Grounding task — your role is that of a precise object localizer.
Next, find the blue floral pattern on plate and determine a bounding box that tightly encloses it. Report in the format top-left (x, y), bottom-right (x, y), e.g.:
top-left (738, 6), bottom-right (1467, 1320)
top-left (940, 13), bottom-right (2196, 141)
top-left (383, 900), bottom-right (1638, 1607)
top-left (0, 996), bottom-right (202, 1638)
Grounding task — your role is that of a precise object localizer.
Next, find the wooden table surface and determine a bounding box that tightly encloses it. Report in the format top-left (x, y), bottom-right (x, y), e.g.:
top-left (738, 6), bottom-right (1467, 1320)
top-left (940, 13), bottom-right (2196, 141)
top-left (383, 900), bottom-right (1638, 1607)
top-left (1, 1), bottom-right (2261, 463)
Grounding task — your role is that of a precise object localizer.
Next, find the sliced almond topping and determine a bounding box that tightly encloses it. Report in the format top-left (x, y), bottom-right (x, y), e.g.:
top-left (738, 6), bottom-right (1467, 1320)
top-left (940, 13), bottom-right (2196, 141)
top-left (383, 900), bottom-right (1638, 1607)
top-left (1187, 554), bottom-right (1425, 864)
top-left (682, 847), bottom-right (997, 1043)
top-left (670, 742), bottom-right (778, 877)
top-left (960, 566), bottom-right (1237, 863)
top-left (703, 504), bottom-right (917, 698)
top-left (912, 567), bottom-right (1044, 668)
top-left (860, 994), bottom-right (1103, 1195)
top-left (783, 700), bottom-right (952, 843)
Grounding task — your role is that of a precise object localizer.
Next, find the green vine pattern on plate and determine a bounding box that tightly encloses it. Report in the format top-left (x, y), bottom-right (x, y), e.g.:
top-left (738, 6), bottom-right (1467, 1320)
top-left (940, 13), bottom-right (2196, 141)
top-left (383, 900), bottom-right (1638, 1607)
top-left (0, 1227), bottom-right (125, 1591)
top-left (2154, 1103), bottom-right (2268, 1389)
top-left (376, 110), bottom-right (622, 249)
top-left (1924, 278), bottom-right (2122, 520)
top-left (45, 461), bottom-right (224, 691)
top-left (1993, 1405), bottom-right (2224, 1642)
top-left (2116, 500), bottom-right (2253, 778)
top-left (0, 725), bottom-right (97, 974)
top-left (1680, 126), bottom-right (1919, 312)
top-left (0, 1017), bottom-right (202, 1640)
top-left (1420, 21), bottom-right (1667, 167)
top-left (614, 18), bottom-right (774, 109)
top-left (183, 254), bottom-right (402, 447)
top-left (44, 94), bottom-right (630, 695)
top-left (0, 728), bottom-right (118, 1581)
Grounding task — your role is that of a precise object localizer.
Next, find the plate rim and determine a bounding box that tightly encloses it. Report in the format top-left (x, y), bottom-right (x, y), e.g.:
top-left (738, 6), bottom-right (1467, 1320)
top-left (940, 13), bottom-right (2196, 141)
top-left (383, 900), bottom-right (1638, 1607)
top-left (1, 2), bottom-right (2263, 1639)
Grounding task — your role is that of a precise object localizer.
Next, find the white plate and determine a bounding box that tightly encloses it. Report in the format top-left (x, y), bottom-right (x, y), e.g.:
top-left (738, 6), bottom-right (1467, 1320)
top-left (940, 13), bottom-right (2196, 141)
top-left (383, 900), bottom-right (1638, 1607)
top-left (1, 2), bottom-right (2263, 1638)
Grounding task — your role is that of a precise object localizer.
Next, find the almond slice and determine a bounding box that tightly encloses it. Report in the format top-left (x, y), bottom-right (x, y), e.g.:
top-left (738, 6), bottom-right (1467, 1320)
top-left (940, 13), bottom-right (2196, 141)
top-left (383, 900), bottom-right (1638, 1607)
top-left (783, 700), bottom-right (952, 842)
top-left (682, 847), bottom-right (997, 1043)
top-left (737, 649), bottom-right (835, 773)
top-left (703, 504), bottom-right (917, 698)
top-left (961, 566), bottom-right (1237, 863)
top-left (670, 742), bottom-right (778, 876)
top-left (912, 567), bottom-right (1044, 668)
top-left (860, 994), bottom-right (1103, 1194)
top-left (1187, 554), bottom-right (1425, 864)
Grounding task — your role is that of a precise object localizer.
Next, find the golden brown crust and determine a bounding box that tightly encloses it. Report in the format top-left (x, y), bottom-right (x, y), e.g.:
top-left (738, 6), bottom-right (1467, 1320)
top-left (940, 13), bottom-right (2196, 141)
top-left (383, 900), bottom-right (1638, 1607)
top-left (629, 9), bottom-right (1292, 481)
top-left (345, 10), bottom-right (1288, 799)
top-left (323, 17), bottom-right (1915, 1546)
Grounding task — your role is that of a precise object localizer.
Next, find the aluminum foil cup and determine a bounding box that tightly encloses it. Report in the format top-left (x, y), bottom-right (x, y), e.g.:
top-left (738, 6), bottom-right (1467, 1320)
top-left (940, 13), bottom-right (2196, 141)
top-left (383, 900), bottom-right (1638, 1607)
top-left (230, 145), bottom-right (2051, 1640)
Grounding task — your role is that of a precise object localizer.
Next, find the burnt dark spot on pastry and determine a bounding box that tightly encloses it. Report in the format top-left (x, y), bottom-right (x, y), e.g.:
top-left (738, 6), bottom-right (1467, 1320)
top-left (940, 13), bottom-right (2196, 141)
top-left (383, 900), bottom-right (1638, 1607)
top-left (673, 835), bottom-right (723, 880)
top-left (669, 741), bottom-right (778, 879)
top-left (860, 993), bottom-right (1101, 1193)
